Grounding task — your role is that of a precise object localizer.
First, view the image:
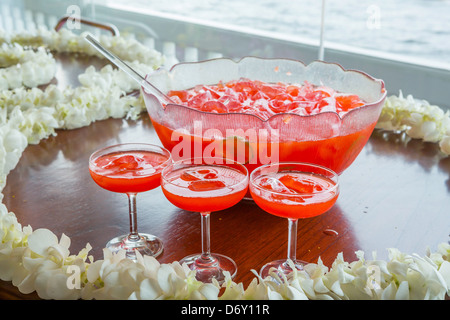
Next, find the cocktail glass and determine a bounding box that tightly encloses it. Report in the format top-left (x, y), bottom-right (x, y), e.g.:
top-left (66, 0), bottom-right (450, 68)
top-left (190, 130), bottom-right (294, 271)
top-left (161, 157), bottom-right (248, 283)
top-left (89, 143), bottom-right (172, 260)
top-left (249, 162), bottom-right (339, 279)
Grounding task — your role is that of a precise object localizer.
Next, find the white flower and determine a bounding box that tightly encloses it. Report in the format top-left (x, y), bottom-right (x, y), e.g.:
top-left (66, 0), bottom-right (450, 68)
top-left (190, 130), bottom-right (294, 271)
top-left (243, 246), bottom-right (450, 301)
top-left (378, 91), bottom-right (450, 154)
top-left (0, 43), bottom-right (56, 89)
top-left (10, 228), bottom-right (92, 299)
top-left (82, 249), bottom-right (221, 300)
top-left (1, 28), bottom-right (164, 69)
top-left (0, 125), bottom-right (27, 174)
top-left (0, 202), bottom-right (31, 283)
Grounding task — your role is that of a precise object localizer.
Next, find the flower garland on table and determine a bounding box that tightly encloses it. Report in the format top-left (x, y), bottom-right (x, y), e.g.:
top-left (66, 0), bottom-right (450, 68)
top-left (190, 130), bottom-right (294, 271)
top-left (0, 28), bottom-right (163, 145)
top-left (0, 221), bottom-right (448, 300)
top-left (377, 91), bottom-right (450, 155)
top-left (0, 27), bottom-right (162, 67)
top-left (0, 43), bottom-right (56, 90)
top-left (0, 28), bottom-right (449, 300)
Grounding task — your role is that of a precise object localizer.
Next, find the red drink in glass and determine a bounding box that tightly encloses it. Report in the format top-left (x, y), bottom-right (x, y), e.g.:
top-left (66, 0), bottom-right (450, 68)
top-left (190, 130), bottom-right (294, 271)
top-left (251, 172), bottom-right (338, 220)
top-left (89, 150), bottom-right (170, 193)
top-left (249, 162), bottom-right (339, 280)
top-left (89, 143), bottom-right (172, 260)
top-left (161, 158), bottom-right (248, 283)
top-left (162, 165), bottom-right (248, 212)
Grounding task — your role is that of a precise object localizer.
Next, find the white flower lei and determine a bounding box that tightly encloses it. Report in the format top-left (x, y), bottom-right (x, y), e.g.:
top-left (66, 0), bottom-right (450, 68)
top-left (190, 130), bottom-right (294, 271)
top-left (0, 29), bottom-right (449, 300)
top-left (0, 43), bottom-right (56, 90)
top-left (377, 91), bottom-right (450, 155)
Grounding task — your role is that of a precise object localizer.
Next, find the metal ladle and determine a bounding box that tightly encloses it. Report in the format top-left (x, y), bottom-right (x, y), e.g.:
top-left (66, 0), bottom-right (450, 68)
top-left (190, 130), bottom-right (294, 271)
top-left (84, 33), bottom-right (174, 105)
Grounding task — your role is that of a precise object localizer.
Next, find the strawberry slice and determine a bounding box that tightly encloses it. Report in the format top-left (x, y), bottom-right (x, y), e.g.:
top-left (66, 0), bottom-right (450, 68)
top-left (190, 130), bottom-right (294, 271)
top-left (168, 90), bottom-right (189, 102)
top-left (188, 180), bottom-right (226, 191)
top-left (104, 155), bottom-right (141, 171)
top-left (336, 94), bottom-right (365, 112)
top-left (180, 171), bottom-right (202, 181)
top-left (279, 174), bottom-right (321, 194)
top-left (201, 100), bottom-right (228, 113)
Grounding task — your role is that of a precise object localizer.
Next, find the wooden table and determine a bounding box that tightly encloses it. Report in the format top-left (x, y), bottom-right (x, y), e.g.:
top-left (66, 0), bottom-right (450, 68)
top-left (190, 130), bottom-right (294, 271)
top-left (1, 114), bottom-right (449, 299)
top-left (1, 53), bottom-right (449, 300)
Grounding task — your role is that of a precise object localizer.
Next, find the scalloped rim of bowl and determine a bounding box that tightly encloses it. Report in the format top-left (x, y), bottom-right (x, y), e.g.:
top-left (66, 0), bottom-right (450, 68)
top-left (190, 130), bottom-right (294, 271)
top-left (144, 56), bottom-right (387, 122)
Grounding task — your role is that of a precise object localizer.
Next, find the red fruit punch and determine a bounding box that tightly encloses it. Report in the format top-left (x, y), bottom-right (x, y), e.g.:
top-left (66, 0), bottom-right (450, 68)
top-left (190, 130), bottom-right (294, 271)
top-left (90, 151), bottom-right (169, 193)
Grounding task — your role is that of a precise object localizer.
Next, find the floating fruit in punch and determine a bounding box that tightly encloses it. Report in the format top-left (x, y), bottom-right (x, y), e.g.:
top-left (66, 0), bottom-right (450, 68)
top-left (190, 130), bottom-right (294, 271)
top-left (167, 78), bottom-right (366, 119)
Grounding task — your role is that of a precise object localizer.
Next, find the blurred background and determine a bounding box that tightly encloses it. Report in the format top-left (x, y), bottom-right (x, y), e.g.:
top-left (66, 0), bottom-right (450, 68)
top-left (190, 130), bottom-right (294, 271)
top-left (1, 0), bottom-right (449, 107)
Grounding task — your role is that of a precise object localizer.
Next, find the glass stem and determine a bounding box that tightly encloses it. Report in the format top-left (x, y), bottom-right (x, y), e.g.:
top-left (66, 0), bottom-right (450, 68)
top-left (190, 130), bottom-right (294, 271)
top-left (127, 193), bottom-right (140, 242)
top-left (200, 212), bottom-right (213, 262)
top-left (287, 218), bottom-right (298, 263)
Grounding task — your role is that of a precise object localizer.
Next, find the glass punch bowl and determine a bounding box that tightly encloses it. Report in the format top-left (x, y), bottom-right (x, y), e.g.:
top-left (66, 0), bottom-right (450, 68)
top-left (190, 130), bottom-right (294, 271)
top-left (142, 57), bottom-right (386, 175)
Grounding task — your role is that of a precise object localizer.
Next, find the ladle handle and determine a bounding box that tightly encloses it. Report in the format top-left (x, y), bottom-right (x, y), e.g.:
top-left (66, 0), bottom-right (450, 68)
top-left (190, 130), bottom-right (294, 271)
top-left (55, 16), bottom-right (120, 36)
top-left (84, 33), bottom-right (173, 105)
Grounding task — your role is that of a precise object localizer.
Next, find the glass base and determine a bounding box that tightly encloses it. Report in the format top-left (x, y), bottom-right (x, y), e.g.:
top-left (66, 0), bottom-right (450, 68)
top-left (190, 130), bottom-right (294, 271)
top-left (260, 259), bottom-right (308, 281)
top-left (180, 253), bottom-right (237, 284)
top-left (106, 233), bottom-right (163, 260)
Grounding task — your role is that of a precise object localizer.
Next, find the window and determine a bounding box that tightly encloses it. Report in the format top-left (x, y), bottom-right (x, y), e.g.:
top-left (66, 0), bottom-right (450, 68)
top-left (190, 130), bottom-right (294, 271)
top-left (106, 0), bottom-right (449, 66)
